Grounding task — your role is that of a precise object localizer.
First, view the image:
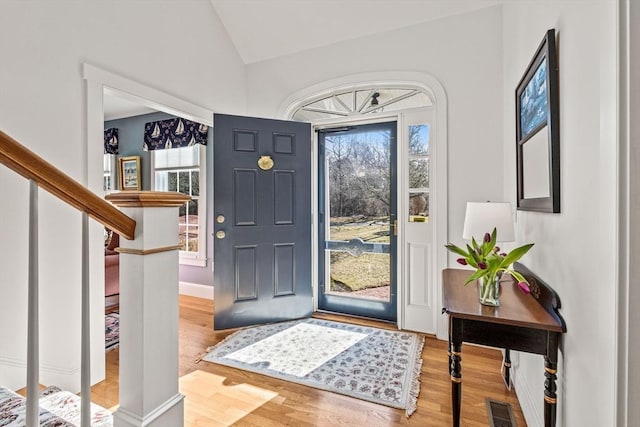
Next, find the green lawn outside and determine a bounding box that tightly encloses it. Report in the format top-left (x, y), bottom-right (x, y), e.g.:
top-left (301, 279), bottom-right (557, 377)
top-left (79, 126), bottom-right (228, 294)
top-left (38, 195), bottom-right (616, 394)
top-left (328, 216), bottom-right (391, 292)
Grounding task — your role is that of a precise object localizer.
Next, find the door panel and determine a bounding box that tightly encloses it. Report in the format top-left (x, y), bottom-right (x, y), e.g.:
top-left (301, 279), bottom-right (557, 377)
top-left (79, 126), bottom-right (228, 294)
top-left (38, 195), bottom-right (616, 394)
top-left (317, 121), bottom-right (398, 322)
top-left (213, 114), bottom-right (312, 330)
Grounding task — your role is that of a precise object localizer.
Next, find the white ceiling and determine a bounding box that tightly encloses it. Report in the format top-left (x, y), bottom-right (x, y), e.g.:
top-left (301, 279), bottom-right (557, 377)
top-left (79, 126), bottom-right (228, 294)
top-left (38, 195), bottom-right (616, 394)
top-left (209, 0), bottom-right (501, 64)
top-left (103, 94), bottom-right (156, 121)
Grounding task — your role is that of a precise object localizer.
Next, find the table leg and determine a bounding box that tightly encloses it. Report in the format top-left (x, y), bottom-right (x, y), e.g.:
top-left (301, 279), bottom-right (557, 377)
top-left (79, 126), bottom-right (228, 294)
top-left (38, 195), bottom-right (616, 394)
top-left (544, 356), bottom-right (558, 427)
top-left (449, 339), bottom-right (462, 427)
top-left (503, 349), bottom-right (511, 389)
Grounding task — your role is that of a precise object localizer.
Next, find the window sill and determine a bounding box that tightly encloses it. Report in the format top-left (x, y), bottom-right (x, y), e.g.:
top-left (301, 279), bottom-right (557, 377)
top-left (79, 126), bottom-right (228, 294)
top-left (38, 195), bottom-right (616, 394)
top-left (179, 256), bottom-right (207, 267)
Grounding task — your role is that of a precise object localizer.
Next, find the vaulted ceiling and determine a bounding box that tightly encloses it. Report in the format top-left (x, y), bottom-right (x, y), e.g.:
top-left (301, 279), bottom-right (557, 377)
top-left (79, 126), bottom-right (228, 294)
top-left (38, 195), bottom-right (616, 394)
top-left (105, 0), bottom-right (502, 119)
top-left (209, 0), bottom-right (501, 64)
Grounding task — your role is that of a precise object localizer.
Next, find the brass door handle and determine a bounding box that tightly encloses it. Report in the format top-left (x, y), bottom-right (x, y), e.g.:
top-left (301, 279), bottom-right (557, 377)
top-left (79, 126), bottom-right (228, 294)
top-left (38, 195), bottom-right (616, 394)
top-left (258, 155), bottom-right (274, 170)
top-left (216, 230), bottom-right (226, 239)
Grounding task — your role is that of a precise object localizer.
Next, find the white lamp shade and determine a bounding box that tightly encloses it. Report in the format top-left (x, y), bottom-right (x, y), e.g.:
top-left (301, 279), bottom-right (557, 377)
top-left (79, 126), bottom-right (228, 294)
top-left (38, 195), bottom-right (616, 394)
top-left (462, 202), bottom-right (515, 242)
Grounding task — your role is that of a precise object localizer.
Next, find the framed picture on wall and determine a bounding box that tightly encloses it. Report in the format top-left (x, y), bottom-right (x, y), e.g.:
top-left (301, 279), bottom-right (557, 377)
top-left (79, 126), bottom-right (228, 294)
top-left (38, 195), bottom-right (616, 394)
top-left (515, 28), bottom-right (560, 213)
top-left (118, 156), bottom-right (141, 191)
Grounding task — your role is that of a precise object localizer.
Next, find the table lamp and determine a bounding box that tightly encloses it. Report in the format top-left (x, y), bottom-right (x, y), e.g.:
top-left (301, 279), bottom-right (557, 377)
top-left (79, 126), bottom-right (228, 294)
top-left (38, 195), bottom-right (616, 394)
top-left (462, 202), bottom-right (515, 242)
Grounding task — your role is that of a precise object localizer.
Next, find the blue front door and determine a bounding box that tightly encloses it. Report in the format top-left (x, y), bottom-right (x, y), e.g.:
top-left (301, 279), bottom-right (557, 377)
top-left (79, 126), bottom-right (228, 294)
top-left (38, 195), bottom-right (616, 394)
top-left (213, 114), bottom-right (312, 330)
top-left (317, 121), bottom-right (398, 322)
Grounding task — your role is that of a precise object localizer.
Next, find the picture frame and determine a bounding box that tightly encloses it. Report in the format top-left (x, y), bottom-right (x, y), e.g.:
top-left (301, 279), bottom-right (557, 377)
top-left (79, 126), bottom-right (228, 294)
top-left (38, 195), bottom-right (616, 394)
top-left (515, 29), bottom-right (560, 213)
top-left (118, 156), bottom-right (141, 191)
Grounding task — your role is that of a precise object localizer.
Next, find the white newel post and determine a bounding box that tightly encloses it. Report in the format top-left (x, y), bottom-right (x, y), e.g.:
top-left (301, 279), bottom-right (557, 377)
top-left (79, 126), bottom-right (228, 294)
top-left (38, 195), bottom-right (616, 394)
top-left (106, 192), bottom-right (190, 427)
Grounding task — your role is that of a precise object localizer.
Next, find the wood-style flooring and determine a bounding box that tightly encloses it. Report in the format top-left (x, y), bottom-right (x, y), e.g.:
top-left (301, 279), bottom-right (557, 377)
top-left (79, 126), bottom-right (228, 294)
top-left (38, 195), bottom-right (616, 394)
top-left (91, 295), bottom-right (527, 426)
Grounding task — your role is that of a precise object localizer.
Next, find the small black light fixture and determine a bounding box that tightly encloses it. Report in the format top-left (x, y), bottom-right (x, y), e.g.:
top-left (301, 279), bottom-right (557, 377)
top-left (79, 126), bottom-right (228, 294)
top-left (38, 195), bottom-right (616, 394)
top-left (370, 92), bottom-right (380, 107)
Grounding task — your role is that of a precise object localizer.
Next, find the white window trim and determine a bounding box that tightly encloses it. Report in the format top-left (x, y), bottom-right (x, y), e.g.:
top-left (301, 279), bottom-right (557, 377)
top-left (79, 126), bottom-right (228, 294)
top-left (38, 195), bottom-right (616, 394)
top-left (150, 144), bottom-right (207, 267)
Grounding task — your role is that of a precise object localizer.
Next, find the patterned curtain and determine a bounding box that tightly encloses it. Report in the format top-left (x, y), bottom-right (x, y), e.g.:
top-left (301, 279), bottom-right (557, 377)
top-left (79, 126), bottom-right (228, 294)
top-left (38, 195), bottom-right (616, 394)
top-left (104, 128), bottom-right (119, 154)
top-left (143, 118), bottom-right (209, 151)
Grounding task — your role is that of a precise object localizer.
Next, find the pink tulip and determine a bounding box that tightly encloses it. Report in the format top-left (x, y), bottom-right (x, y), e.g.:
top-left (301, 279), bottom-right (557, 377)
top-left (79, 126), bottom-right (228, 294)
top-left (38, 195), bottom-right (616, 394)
top-left (500, 252), bottom-right (507, 257)
top-left (477, 262), bottom-right (487, 270)
top-left (484, 233), bottom-right (491, 243)
top-left (517, 282), bottom-right (531, 294)
top-left (456, 258), bottom-right (468, 266)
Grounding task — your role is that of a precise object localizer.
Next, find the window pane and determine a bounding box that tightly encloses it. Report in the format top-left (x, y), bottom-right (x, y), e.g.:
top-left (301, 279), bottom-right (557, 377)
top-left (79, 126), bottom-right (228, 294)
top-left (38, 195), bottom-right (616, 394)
top-left (188, 200), bottom-right (197, 215)
top-left (409, 192), bottom-right (429, 222)
top-left (178, 171), bottom-right (190, 194)
top-left (168, 172), bottom-right (177, 192)
top-left (185, 226), bottom-right (199, 252)
top-left (191, 171), bottom-right (200, 196)
top-left (409, 159), bottom-right (429, 188)
top-left (409, 124), bottom-right (430, 156)
top-left (179, 205), bottom-right (199, 253)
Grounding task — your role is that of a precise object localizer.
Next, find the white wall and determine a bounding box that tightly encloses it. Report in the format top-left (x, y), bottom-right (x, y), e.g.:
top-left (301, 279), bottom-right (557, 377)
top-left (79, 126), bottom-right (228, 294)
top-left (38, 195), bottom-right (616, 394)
top-left (247, 2), bottom-right (620, 426)
top-left (502, 2), bottom-right (617, 426)
top-left (246, 5), bottom-right (506, 270)
top-left (0, 0), bottom-right (246, 391)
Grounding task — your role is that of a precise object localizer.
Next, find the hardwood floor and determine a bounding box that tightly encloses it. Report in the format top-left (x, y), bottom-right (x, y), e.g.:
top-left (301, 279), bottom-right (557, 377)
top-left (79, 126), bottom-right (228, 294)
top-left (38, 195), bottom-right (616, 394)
top-left (91, 295), bottom-right (527, 426)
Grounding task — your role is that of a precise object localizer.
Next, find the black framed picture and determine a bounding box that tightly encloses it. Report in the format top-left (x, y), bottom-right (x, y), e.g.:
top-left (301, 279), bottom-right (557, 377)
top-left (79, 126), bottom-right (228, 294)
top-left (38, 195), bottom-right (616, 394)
top-left (516, 29), bottom-right (560, 213)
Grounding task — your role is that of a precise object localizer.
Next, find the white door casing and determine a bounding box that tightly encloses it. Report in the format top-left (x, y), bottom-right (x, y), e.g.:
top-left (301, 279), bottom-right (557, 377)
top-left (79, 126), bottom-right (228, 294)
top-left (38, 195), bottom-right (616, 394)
top-left (282, 72), bottom-right (448, 336)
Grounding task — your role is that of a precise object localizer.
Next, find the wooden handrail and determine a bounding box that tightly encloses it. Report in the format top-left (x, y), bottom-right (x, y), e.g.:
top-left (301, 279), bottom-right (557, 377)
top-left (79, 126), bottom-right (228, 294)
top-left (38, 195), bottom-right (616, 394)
top-left (0, 131), bottom-right (136, 240)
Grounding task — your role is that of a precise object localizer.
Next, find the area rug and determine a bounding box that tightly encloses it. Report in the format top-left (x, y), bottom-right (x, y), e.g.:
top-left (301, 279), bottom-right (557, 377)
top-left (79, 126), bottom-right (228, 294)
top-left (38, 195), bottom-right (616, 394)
top-left (202, 318), bottom-right (425, 416)
top-left (105, 312), bottom-right (119, 352)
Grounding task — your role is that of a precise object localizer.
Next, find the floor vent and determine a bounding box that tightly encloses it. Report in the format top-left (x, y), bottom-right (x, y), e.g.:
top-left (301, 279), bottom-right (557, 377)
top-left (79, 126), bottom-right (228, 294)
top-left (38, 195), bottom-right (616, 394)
top-left (486, 399), bottom-right (516, 427)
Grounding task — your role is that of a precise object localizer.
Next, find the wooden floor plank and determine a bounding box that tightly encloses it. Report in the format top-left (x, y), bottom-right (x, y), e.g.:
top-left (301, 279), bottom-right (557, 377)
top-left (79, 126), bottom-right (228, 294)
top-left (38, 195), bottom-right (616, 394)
top-left (91, 295), bottom-right (527, 426)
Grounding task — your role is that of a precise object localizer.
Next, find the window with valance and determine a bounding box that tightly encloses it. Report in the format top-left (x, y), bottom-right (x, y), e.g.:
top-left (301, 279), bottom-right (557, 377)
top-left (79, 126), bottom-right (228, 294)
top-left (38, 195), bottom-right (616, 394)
top-left (143, 118), bottom-right (208, 151)
top-left (148, 117), bottom-right (209, 267)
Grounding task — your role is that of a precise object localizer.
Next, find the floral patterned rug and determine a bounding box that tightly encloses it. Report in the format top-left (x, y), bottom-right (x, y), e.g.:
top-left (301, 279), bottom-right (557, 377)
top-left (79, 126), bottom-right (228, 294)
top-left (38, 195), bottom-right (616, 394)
top-left (105, 313), bottom-right (119, 352)
top-left (202, 318), bottom-right (425, 416)
top-left (0, 386), bottom-right (113, 426)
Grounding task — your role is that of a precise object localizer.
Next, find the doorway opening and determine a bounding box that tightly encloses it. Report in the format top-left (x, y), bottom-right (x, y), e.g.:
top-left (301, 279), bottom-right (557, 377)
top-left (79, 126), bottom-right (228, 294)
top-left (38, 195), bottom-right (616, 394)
top-left (83, 63), bottom-right (214, 384)
top-left (285, 78), bottom-right (446, 333)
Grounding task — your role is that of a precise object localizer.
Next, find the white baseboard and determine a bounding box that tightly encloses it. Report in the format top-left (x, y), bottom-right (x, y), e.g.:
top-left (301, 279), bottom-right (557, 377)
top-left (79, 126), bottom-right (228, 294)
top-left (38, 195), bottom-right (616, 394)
top-left (179, 281), bottom-right (213, 300)
top-left (513, 364), bottom-right (544, 427)
top-left (0, 356), bottom-right (80, 392)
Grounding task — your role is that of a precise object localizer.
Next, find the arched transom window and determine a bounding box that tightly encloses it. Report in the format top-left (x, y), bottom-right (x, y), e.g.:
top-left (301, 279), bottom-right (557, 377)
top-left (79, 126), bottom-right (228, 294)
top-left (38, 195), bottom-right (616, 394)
top-left (291, 87), bottom-right (433, 121)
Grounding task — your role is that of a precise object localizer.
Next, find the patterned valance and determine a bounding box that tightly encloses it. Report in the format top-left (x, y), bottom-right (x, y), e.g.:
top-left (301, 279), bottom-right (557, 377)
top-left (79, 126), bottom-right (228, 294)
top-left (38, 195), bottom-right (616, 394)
top-left (143, 118), bottom-right (209, 151)
top-left (104, 128), bottom-right (119, 154)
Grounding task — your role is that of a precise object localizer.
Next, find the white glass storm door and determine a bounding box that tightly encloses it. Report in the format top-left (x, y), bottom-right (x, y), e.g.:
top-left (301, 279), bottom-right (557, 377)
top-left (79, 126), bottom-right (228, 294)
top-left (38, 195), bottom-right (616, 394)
top-left (317, 121), bottom-right (398, 322)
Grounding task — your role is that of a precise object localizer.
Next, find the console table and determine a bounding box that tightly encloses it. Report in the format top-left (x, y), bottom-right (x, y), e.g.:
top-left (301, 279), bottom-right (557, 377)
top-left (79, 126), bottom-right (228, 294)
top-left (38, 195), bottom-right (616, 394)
top-left (442, 262), bottom-right (566, 427)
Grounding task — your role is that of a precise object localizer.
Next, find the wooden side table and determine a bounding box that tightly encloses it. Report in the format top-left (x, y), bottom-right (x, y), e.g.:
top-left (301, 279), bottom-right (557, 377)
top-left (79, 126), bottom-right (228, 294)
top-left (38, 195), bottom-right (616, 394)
top-left (442, 263), bottom-right (566, 427)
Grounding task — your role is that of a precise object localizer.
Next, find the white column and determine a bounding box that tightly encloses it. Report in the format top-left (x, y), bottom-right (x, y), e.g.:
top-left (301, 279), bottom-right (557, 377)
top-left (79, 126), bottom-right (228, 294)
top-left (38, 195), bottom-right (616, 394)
top-left (106, 192), bottom-right (190, 427)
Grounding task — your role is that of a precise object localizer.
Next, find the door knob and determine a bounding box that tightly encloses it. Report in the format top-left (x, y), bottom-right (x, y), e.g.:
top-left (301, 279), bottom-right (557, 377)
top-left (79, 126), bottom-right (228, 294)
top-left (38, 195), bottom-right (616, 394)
top-left (258, 155), bottom-right (274, 170)
top-left (216, 230), bottom-right (226, 239)
top-left (216, 215), bottom-right (225, 224)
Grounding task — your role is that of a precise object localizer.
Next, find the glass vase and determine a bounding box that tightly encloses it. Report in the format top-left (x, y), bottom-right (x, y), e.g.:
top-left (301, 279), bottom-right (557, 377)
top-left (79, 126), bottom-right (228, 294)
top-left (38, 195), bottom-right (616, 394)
top-left (478, 275), bottom-right (500, 306)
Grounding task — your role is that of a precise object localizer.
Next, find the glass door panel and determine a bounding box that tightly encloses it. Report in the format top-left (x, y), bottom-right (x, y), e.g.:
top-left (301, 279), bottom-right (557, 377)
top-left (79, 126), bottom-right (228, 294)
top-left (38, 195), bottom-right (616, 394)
top-left (318, 121), bottom-right (397, 322)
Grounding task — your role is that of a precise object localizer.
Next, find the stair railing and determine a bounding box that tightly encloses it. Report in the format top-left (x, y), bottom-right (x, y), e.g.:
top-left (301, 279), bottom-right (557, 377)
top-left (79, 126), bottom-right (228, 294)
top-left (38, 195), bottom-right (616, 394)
top-left (0, 131), bottom-right (135, 426)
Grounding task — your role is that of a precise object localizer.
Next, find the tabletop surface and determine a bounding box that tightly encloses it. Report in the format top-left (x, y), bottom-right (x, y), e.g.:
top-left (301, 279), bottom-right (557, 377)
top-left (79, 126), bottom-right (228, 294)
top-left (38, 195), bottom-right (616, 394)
top-left (442, 268), bottom-right (564, 332)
